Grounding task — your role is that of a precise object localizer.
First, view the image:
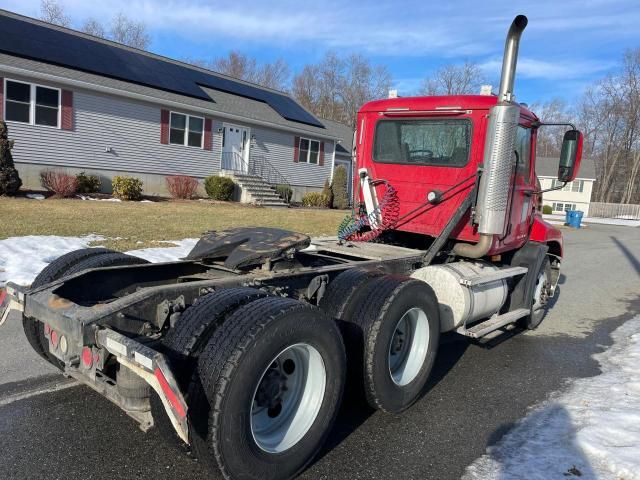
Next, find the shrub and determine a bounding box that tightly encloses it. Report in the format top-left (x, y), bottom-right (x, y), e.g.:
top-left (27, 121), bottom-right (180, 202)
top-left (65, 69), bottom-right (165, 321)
top-left (0, 121), bottom-right (22, 196)
top-left (302, 191), bottom-right (328, 208)
top-left (40, 170), bottom-right (78, 197)
top-left (166, 175), bottom-right (199, 199)
top-left (112, 176), bottom-right (143, 201)
top-left (204, 175), bottom-right (235, 201)
top-left (322, 178), bottom-right (333, 208)
top-left (331, 165), bottom-right (349, 209)
top-left (275, 184), bottom-right (293, 203)
top-left (542, 204), bottom-right (553, 214)
top-left (76, 171), bottom-right (101, 194)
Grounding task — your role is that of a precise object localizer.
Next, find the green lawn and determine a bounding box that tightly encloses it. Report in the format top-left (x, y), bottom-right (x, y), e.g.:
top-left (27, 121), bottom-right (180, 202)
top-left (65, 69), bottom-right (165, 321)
top-left (1, 198), bottom-right (347, 251)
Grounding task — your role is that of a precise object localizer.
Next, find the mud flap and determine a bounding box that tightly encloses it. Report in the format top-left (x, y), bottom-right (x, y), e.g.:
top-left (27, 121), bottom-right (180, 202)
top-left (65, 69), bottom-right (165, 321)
top-left (96, 328), bottom-right (189, 443)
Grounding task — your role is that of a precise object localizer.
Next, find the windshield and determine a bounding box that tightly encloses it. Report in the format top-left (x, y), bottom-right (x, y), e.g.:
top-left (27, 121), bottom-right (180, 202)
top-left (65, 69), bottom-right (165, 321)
top-left (373, 119), bottom-right (471, 167)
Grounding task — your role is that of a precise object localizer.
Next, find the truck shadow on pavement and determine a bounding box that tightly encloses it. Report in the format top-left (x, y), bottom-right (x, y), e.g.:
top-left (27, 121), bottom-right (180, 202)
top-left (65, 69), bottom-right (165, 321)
top-left (315, 332), bottom-right (470, 463)
top-left (611, 236), bottom-right (640, 276)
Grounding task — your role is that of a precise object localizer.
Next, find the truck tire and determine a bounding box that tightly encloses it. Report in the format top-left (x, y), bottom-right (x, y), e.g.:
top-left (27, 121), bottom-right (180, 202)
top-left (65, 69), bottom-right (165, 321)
top-left (65, 251), bottom-right (149, 275)
top-left (344, 275), bottom-right (440, 413)
top-left (319, 267), bottom-right (382, 319)
top-left (521, 257), bottom-right (552, 330)
top-left (150, 287), bottom-right (270, 450)
top-left (189, 297), bottom-right (346, 480)
top-left (23, 247), bottom-right (114, 367)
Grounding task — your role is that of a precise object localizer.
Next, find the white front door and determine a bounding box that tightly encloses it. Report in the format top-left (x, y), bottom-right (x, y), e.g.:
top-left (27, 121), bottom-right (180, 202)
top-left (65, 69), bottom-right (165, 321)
top-left (222, 124), bottom-right (250, 172)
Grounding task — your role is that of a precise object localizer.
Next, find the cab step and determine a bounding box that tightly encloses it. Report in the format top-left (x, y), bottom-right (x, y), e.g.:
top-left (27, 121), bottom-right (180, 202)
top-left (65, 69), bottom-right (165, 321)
top-left (457, 308), bottom-right (530, 338)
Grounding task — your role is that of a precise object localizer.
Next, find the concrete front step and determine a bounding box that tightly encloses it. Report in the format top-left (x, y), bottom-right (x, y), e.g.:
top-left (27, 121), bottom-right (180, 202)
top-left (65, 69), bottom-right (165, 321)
top-left (227, 173), bottom-right (288, 207)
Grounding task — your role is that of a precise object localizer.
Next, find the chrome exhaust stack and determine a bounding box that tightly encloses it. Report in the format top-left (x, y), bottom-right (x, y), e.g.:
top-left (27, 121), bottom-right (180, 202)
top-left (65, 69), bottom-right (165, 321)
top-left (454, 15), bottom-right (527, 258)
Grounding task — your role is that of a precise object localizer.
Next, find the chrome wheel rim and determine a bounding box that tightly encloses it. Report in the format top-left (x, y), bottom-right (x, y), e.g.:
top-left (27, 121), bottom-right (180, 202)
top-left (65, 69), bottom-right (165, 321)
top-left (533, 270), bottom-right (548, 311)
top-left (250, 343), bottom-right (326, 453)
top-left (388, 308), bottom-right (430, 386)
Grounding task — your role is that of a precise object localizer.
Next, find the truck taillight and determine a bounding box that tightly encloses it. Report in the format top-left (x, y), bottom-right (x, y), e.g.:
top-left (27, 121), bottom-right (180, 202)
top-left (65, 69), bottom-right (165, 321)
top-left (50, 330), bottom-right (59, 349)
top-left (81, 347), bottom-right (93, 368)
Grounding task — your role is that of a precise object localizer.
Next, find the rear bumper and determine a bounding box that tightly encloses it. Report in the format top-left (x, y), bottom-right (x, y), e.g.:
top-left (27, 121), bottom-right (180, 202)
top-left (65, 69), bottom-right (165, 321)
top-left (0, 283), bottom-right (25, 326)
top-left (0, 282), bottom-right (189, 443)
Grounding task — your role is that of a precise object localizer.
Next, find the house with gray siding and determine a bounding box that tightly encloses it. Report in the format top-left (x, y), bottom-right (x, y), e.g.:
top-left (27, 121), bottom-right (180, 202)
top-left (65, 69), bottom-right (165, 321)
top-left (0, 10), bottom-right (352, 204)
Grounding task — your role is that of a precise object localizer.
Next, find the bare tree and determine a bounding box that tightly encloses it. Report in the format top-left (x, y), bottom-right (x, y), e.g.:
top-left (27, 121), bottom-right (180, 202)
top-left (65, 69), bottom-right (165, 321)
top-left (255, 58), bottom-right (290, 91)
top-left (575, 49), bottom-right (640, 204)
top-left (110, 13), bottom-right (150, 50)
top-left (292, 52), bottom-right (392, 126)
top-left (39, 0), bottom-right (70, 27)
top-left (339, 54), bottom-right (392, 127)
top-left (212, 51), bottom-right (258, 82)
top-left (421, 61), bottom-right (485, 96)
top-left (529, 99), bottom-right (575, 158)
top-left (81, 18), bottom-right (106, 38)
top-left (185, 52), bottom-right (290, 91)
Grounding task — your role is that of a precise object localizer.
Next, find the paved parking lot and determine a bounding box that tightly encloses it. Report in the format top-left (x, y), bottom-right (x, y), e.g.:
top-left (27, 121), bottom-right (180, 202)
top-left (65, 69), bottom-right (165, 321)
top-left (1, 223), bottom-right (638, 480)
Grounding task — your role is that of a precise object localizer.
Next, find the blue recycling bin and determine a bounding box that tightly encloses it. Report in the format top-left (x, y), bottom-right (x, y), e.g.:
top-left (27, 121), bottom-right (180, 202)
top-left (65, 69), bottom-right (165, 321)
top-left (566, 210), bottom-right (584, 228)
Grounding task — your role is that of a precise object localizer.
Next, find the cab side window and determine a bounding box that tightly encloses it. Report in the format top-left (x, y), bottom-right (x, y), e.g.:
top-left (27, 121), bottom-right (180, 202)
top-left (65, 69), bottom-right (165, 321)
top-left (515, 126), bottom-right (532, 183)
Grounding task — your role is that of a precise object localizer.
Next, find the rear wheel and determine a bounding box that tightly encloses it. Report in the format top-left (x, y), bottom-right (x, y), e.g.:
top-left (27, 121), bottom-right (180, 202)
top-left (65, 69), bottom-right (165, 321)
top-left (343, 275), bottom-right (440, 413)
top-left (190, 297), bottom-right (346, 480)
top-left (23, 248), bottom-right (113, 367)
top-left (151, 287), bottom-right (270, 449)
top-left (23, 249), bottom-right (148, 368)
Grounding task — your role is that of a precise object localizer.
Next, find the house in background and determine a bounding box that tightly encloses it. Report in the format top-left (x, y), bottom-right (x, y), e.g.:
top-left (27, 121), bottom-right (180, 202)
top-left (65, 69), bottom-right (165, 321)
top-left (321, 118), bottom-right (355, 199)
top-left (537, 156), bottom-right (596, 215)
top-left (0, 10), bottom-right (350, 205)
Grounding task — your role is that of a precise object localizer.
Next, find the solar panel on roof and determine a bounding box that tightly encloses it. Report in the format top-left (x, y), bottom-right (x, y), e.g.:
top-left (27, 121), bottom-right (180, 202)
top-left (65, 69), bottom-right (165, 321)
top-left (0, 14), bottom-right (324, 128)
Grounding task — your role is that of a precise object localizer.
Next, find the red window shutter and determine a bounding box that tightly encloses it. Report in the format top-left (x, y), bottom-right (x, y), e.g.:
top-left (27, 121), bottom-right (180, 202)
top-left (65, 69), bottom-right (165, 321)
top-left (61, 90), bottom-right (73, 130)
top-left (204, 118), bottom-right (213, 150)
top-left (0, 78), bottom-right (4, 120)
top-left (319, 141), bottom-right (325, 166)
top-left (160, 109), bottom-right (169, 144)
top-left (294, 136), bottom-right (300, 162)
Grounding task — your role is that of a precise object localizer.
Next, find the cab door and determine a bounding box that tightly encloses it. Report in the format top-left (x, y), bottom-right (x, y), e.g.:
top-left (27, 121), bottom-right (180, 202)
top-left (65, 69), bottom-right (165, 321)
top-left (501, 120), bottom-right (536, 249)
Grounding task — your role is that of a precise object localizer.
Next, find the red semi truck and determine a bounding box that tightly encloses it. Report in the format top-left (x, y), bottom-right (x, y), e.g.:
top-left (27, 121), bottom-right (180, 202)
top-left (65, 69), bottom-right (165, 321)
top-left (1, 15), bottom-right (582, 480)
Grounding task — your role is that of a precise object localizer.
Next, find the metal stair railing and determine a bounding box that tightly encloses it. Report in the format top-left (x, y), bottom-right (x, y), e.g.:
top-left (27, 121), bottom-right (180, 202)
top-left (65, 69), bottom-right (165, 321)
top-left (221, 151), bottom-right (292, 204)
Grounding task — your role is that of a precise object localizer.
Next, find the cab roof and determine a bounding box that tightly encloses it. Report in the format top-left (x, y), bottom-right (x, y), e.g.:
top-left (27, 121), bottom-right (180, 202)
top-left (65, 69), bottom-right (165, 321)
top-left (360, 95), bottom-right (538, 120)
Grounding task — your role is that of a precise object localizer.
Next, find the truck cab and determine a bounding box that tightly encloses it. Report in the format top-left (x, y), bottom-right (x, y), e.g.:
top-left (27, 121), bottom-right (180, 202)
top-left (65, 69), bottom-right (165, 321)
top-left (354, 94), bottom-right (579, 259)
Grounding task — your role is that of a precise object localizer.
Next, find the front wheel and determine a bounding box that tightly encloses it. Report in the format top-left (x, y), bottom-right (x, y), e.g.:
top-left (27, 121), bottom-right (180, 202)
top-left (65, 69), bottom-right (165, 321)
top-left (521, 257), bottom-right (552, 330)
top-left (190, 297), bottom-right (346, 480)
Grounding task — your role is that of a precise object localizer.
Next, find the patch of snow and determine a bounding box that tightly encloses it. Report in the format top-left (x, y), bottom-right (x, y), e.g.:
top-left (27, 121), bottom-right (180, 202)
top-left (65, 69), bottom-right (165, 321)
top-left (463, 316), bottom-right (640, 480)
top-left (543, 214), bottom-right (640, 228)
top-left (125, 239), bottom-right (198, 263)
top-left (0, 235), bottom-right (104, 286)
top-left (140, 200), bottom-right (154, 203)
top-left (0, 236), bottom-right (197, 287)
top-left (26, 194), bottom-right (45, 200)
top-left (77, 195), bottom-right (122, 202)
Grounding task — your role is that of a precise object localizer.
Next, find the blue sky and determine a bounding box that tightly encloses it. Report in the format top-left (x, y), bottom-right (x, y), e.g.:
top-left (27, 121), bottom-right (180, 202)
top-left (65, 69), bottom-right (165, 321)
top-left (2, 0), bottom-right (639, 105)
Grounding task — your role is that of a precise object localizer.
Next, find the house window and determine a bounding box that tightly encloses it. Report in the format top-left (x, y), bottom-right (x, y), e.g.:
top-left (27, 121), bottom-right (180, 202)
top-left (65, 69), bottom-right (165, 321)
top-left (169, 111), bottom-right (204, 148)
top-left (4, 79), bottom-right (60, 127)
top-left (298, 137), bottom-right (320, 164)
top-left (552, 202), bottom-right (577, 212)
top-left (571, 180), bottom-right (584, 193)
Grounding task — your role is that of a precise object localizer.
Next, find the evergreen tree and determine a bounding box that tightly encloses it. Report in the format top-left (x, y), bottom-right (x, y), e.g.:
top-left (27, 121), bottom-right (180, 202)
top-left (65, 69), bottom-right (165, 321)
top-left (0, 122), bottom-right (22, 196)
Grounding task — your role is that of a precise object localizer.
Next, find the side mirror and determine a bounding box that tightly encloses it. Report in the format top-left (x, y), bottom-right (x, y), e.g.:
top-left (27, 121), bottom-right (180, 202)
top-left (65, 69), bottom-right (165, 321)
top-left (558, 129), bottom-right (583, 182)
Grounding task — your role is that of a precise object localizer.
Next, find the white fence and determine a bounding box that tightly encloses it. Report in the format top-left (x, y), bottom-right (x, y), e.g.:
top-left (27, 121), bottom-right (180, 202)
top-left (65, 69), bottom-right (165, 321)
top-left (589, 202), bottom-right (640, 220)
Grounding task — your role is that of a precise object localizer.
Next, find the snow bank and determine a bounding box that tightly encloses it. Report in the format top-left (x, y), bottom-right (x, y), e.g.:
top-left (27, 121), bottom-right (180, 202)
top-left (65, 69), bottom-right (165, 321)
top-left (0, 236), bottom-right (197, 287)
top-left (125, 239), bottom-right (198, 263)
top-left (0, 235), bottom-right (103, 286)
top-left (463, 316), bottom-right (640, 480)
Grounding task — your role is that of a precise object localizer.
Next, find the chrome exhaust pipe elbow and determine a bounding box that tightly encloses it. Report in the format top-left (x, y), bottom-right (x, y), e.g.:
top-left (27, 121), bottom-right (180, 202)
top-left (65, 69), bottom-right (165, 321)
top-left (498, 15), bottom-right (528, 103)
top-left (452, 234), bottom-right (493, 259)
